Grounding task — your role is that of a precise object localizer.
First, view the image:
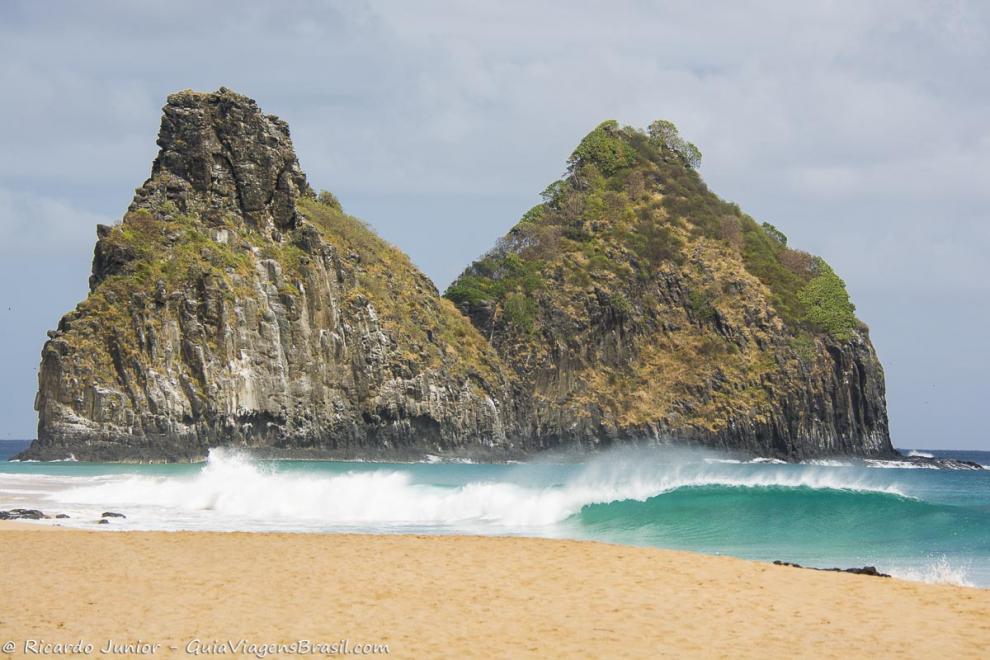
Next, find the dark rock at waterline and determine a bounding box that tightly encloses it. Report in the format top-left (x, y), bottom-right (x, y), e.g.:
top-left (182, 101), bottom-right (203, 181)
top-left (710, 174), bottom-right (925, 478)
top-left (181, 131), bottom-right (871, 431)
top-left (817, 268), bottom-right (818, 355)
top-left (101, 512), bottom-right (126, 518)
top-left (55, 513), bottom-right (70, 519)
top-left (846, 566), bottom-right (888, 577)
top-left (773, 560), bottom-right (891, 578)
top-left (97, 519), bottom-right (110, 524)
top-left (0, 508), bottom-right (48, 520)
top-left (896, 455), bottom-right (984, 470)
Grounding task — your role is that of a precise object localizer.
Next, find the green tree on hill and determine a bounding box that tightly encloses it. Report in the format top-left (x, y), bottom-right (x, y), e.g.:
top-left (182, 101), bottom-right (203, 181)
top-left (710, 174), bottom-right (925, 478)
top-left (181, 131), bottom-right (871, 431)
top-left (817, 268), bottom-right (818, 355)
top-left (648, 119), bottom-right (702, 169)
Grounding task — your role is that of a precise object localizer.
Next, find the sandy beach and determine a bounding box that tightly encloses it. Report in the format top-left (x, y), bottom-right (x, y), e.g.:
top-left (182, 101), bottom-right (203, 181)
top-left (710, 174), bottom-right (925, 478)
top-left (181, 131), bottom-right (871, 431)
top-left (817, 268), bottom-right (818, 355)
top-left (1, 524), bottom-right (988, 658)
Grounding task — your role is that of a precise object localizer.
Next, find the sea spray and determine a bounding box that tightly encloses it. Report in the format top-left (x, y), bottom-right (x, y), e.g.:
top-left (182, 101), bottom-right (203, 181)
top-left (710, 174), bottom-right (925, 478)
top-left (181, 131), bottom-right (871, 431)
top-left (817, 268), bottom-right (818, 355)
top-left (886, 554), bottom-right (975, 587)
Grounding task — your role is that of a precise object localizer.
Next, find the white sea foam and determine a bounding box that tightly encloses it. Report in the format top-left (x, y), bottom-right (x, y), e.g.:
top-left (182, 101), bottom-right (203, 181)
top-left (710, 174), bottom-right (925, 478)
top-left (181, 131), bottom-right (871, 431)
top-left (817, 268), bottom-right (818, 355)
top-left (41, 449), bottom-right (910, 531)
top-left (706, 457), bottom-right (794, 465)
top-left (866, 459), bottom-right (938, 470)
top-left (906, 450), bottom-right (935, 458)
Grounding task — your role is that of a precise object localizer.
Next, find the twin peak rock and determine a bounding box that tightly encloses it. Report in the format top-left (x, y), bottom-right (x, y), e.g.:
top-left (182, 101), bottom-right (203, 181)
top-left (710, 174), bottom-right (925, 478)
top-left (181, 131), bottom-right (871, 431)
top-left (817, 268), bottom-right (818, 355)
top-left (21, 88), bottom-right (893, 462)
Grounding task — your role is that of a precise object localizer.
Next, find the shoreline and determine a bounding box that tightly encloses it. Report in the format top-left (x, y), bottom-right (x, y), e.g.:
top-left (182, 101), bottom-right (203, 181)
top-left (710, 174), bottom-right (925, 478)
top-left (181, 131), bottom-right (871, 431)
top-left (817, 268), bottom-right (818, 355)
top-left (2, 525), bottom-right (988, 658)
top-left (8, 447), bottom-right (978, 470)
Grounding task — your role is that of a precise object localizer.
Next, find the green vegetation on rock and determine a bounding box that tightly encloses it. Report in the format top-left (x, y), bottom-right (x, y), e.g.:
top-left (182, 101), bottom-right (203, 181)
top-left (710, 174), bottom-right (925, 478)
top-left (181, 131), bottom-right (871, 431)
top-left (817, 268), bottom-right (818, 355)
top-left (798, 259), bottom-right (858, 340)
top-left (568, 120), bottom-right (637, 174)
top-left (446, 118), bottom-right (860, 341)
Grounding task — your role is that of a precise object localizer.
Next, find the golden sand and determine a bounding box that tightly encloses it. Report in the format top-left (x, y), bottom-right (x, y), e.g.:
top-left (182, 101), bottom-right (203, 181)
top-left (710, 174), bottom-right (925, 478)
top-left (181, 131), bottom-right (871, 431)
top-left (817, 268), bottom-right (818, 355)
top-left (1, 524), bottom-right (988, 658)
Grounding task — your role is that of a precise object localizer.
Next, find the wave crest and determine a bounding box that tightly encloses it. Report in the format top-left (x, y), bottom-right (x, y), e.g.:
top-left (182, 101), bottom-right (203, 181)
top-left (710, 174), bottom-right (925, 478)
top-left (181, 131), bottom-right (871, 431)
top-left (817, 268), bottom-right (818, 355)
top-left (50, 448), bottom-right (910, 528)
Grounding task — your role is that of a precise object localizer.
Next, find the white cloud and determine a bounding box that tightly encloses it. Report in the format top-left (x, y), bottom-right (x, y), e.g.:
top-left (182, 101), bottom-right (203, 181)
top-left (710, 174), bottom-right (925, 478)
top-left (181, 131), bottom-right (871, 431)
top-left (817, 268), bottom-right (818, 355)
top-left (0, 188), bottom-right (107, 257)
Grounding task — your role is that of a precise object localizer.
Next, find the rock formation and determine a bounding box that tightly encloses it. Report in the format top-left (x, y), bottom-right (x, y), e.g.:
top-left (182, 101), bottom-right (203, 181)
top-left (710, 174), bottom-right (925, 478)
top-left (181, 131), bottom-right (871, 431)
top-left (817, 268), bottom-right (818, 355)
top-left (24, 88), bottom-right (515, 461)
top-left (19, 92), bottom-right (894, 462)
top-left (446, 120), bottom-right (893, 459)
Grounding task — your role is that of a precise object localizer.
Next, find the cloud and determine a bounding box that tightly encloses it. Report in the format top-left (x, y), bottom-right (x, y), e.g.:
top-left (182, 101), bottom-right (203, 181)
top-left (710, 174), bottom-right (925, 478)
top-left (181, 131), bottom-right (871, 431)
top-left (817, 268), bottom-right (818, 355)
top-left (0, 0), bottom-right (987, 445)
top-left (0, 189), bottom-right (107, 257)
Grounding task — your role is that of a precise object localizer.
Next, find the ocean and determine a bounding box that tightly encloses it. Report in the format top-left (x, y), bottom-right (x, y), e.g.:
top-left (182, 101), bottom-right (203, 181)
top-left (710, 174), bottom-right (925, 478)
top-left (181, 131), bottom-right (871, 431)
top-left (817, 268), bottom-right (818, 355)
top-left (2, 440), bottom-right (988, 587)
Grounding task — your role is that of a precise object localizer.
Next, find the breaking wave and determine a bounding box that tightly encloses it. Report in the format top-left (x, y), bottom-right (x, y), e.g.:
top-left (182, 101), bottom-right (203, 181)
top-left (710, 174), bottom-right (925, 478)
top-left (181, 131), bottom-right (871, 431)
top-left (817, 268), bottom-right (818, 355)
top-left (5, 447), bottom-right (987, 587)
top-left (49, 448), bottom-right (912, 528)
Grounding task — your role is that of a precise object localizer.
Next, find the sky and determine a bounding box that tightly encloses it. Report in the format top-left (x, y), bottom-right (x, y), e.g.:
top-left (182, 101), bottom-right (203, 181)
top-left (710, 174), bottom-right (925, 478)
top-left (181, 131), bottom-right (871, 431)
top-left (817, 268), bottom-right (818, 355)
top-left (0, 0), bottom-right (987, 450)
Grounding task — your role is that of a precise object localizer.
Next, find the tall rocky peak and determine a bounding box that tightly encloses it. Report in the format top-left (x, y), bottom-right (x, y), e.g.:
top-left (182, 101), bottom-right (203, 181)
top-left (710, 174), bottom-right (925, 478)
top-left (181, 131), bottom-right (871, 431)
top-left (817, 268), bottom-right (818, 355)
top-left (130, 87), bottom-right (312, 231)
top-left (447, 119), bottom-right (893, 459)
top-left (23, 88), bottom-right (517, 462)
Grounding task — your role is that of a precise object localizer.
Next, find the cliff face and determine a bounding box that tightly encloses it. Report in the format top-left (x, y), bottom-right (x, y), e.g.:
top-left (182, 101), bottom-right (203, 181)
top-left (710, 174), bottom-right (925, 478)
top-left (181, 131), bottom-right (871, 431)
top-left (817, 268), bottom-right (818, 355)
top-left (21, 94), bottom-right (893, 462)
top-left (446, 120), bottom-right (893, 459)
top-left (25, 88), bottom-right (516, 461)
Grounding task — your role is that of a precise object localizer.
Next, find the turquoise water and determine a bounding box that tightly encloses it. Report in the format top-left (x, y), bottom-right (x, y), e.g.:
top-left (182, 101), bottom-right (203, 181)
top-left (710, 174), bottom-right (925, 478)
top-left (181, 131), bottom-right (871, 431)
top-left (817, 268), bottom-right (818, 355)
top-left (2, 440), bottom-right (988, 587)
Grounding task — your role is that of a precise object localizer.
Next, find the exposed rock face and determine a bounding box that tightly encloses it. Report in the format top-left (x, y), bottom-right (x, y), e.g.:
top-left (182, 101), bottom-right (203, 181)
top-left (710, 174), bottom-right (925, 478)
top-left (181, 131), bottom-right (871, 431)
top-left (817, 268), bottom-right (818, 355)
top-left (446, 120), bottom-right (894, 460)
top-left (21, 93), bottom-right (894, 462)
top-left (134, 88), bottom-right (311, 229)
top-left (24, 88), bottom-right (516, 462)
top-left (92, 88), bottom-right (311, 290)
top-left (453, 261), bottom-right (889, 458)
